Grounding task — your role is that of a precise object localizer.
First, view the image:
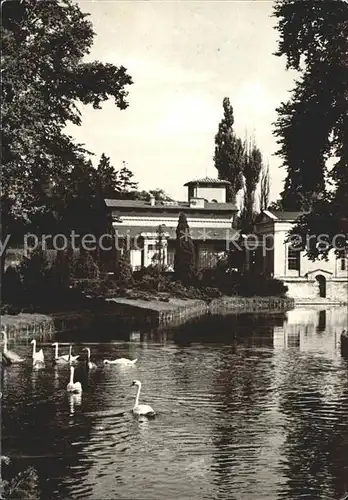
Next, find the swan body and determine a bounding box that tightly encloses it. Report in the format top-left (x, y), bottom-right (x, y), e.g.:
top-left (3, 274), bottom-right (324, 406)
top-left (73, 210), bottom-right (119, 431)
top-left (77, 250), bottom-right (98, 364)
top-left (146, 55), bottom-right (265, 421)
top-left (52, 343), bottom-right (79, 364)
top-left (103, 357), bottom-right (137, 366)
top-left (31, 339), bottom-right (44, 367)
top-left (1, 330), bottom-right (24, 364)
top-left (66, 366), bottom-right (82, 394)
top-left (83, 347), bottom-right (97, 369)
top-left (131, 380), bottom-right (156, 417)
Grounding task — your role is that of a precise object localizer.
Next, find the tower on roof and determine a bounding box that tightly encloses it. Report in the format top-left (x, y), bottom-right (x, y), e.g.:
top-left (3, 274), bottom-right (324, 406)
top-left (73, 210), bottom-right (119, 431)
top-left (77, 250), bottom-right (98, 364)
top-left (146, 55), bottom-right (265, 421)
top-left (184, 177), bottom-right (231, 204)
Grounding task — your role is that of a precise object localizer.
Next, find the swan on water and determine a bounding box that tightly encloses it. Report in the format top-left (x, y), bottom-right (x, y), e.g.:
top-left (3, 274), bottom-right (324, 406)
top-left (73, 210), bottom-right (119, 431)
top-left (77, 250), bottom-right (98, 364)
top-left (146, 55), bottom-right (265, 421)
top-left (52, 343), bottom-right (79, 364)
top-left (30, 339), bottom-right (45, 367)
top-left (52, 342), bottom-right (70, 364)
top-left (103, 357), bottom-right (137, 366)
top-left (1, 329), bottom-right (24, 364)
top-left (131, 380), bottom-right (156, 417)
top-left (83, 347), bottom-right (97, 369)
top-left (66, 365), bottom-right (82, 394)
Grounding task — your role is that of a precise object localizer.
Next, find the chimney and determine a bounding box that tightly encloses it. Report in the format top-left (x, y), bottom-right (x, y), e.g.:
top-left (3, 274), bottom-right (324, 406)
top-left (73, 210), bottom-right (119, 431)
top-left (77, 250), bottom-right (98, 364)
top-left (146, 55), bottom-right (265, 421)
top-left (150, 195), bottom-right (155, 206)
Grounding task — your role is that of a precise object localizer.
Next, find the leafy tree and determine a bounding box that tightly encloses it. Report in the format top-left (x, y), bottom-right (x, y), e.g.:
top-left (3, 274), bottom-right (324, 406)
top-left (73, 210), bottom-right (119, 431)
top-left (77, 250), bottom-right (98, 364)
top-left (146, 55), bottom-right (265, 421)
top-left (239, 138), bottom-right (263, 231)
top-left (268, 199), bottom-right (284, 211)
top-left (273, 0), bottom-right (348, 257)
top-left (1, 0), bottom-right (132, 272)
top-left (214, 97), bottom-right (244, 203)
top-left (174, 213), bottom-right (195, 285)
top-left (130, 189), bottom-right (174, 202)
top-left (259, 163), bottom-right (270, 212)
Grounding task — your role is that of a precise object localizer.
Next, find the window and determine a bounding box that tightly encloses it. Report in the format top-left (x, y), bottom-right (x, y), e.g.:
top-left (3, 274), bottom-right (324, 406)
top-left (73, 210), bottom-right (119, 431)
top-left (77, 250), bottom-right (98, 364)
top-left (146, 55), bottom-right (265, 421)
top-left (341, 258), bottom-right (346, 271)
top-left (288, 247), bottom-right (300, 271)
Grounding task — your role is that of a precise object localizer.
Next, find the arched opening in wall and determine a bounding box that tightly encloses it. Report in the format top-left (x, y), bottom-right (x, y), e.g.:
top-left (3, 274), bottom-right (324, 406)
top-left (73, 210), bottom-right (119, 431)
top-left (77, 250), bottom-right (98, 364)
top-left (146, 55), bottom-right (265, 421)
top-left (316, 275), bottom-right (326, 298)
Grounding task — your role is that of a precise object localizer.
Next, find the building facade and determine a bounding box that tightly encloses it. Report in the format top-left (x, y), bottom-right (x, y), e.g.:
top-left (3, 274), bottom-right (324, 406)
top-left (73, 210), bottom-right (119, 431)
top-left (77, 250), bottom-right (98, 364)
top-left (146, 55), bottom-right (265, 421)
top-left (105, 177), bottom-right (239, 271)
top-left (252, 210), bottom-right (348, 302)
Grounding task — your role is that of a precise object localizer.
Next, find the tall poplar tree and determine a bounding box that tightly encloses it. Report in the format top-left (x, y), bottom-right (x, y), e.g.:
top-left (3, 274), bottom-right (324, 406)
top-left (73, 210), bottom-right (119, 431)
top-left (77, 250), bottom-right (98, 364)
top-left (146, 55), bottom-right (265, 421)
top-left (214, 98), bottom-right (244, 204)
top-left (239, 138), bottom-right (263, 231)
top-left (259, 163), bottom-right (270, 212)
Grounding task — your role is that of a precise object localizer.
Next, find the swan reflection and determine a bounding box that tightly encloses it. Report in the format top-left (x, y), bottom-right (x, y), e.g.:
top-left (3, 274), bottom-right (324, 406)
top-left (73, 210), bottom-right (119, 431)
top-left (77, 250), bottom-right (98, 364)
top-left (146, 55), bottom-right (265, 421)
top-left (68, 392), bottom-right (82, 416)
top-left (53, 366), bottom-right (59, 389)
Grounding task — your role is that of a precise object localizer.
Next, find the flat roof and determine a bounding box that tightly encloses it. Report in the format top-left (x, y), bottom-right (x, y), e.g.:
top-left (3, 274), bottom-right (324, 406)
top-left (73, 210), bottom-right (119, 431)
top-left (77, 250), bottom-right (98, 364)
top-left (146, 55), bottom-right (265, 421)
top-left (105, 198), bottom-right (237, 212)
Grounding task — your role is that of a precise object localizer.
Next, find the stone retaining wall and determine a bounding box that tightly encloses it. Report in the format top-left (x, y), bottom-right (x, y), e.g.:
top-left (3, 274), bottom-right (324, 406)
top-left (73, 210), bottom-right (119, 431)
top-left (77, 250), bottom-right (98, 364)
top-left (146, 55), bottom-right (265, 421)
top-left (1, 295), bottom-right (295, 340)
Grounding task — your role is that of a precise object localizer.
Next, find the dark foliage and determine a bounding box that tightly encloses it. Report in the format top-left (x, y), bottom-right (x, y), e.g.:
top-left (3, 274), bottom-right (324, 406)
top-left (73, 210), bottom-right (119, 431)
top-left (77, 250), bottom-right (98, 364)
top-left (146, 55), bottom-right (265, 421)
top-left (115, 252), bottom-right (133, 285)
top-left (73, 251), bottom-right (100, 279)
top-left (273, 0), bottom-right (348, 257)
top-left (1, 0), bottom-right (132, 273)
top-left (214, 97), bottom-right (244, 203)
top-left (174, 213), bottom-right (196, 286)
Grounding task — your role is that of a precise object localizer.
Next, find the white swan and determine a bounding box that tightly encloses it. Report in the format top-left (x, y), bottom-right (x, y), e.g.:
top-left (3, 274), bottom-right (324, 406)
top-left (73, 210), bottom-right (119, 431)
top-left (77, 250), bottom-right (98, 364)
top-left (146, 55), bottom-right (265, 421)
top-left (1, 330), bottom-right (24, 364)
top-left (31, 339), bottom-right (44, 367)
top-left (103, 357), bottom-right (137, 366)
top-left (52, 343), bottom-right (79, 364)
top-left (52, 342), bottom-right (70, 364)
top-left (83, 347), bottom-right (97, 369)
top-left (131, 380), bottom-right (156, 417)
top-left (66, 366), bottom-right (82, 394)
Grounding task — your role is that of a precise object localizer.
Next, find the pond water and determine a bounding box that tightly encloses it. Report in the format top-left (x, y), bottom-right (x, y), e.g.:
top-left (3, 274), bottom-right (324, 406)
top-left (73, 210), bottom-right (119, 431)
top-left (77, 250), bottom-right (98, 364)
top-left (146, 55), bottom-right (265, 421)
top-left (2, 306), bottom-right (348, 500)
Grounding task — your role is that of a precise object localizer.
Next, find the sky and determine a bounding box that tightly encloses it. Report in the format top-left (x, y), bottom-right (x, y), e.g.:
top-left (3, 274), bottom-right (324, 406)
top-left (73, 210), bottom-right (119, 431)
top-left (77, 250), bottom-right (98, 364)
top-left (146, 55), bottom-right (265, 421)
top-left (68, 0), bottom-right (298, 203)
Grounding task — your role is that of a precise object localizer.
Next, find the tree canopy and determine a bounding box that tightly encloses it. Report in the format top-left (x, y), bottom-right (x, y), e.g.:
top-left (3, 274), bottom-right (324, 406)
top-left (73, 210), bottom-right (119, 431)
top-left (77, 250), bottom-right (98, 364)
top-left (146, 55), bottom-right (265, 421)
top-left (1, 0), bottom-right (133, 243)
top-left (273, 0), bottom-right (348, 258)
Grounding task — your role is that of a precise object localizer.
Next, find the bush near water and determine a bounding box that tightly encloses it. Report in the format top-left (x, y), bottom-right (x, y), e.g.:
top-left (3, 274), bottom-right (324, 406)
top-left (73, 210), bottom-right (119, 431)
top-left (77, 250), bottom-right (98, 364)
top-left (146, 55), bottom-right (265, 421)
top-left (1, 249), bottom-right (288, 315)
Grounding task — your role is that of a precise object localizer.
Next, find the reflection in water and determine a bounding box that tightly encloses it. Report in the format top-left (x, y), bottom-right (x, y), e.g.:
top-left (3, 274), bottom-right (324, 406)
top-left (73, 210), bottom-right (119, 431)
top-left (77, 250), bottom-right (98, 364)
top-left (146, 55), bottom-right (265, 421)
top-left (1, 306), bottom-right (348, 499)
top-left (318, 310), bottom-right (326, 332)
top-left (68, 392), bottom-right (82, 416)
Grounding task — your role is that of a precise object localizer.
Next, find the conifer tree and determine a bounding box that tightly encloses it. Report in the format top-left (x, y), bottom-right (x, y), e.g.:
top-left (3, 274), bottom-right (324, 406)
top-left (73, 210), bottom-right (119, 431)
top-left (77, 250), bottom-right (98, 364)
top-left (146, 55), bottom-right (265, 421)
top-left (96, 154), bottom-right (120, 197)
top-left (174, 213), bottom-right (195, 285)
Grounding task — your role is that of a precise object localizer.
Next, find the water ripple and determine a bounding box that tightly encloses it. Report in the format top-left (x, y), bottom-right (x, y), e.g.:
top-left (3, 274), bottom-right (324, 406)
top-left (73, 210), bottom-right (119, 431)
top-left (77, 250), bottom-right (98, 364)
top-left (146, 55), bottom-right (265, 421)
top-left (2, 310), bottom-right (348, 499)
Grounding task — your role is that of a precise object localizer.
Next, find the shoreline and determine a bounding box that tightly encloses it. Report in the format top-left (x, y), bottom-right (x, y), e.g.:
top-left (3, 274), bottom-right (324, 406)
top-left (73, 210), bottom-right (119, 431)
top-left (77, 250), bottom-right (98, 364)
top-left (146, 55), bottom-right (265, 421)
top-left (1, 295), bottom-right (295, 340)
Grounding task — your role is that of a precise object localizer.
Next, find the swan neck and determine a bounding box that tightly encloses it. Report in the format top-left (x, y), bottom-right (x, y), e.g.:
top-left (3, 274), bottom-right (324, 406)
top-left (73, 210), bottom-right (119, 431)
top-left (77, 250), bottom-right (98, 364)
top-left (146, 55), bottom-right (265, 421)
top-left (54, 344), bottom-right (58, 359)
top-left (135, 384), bottom-right (141, 407)
top-left (32, 340), bottom-right (36, 357)
top-left (86, 348), bottom-right (90, 361)
top-left (69, 367), bottom-right (74, 384)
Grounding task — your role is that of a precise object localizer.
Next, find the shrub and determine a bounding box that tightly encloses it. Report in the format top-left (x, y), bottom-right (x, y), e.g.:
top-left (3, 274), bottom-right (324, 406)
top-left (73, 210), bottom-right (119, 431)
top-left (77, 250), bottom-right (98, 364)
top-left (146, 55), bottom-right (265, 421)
top-left (116, 253), bottom-right (133, 285)
top-left (73, 251), bottom-right (100, 279)
top-left (1, 465), bottom-right (40, 499)
top-left (234, 271), bottom-right (288, 297)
